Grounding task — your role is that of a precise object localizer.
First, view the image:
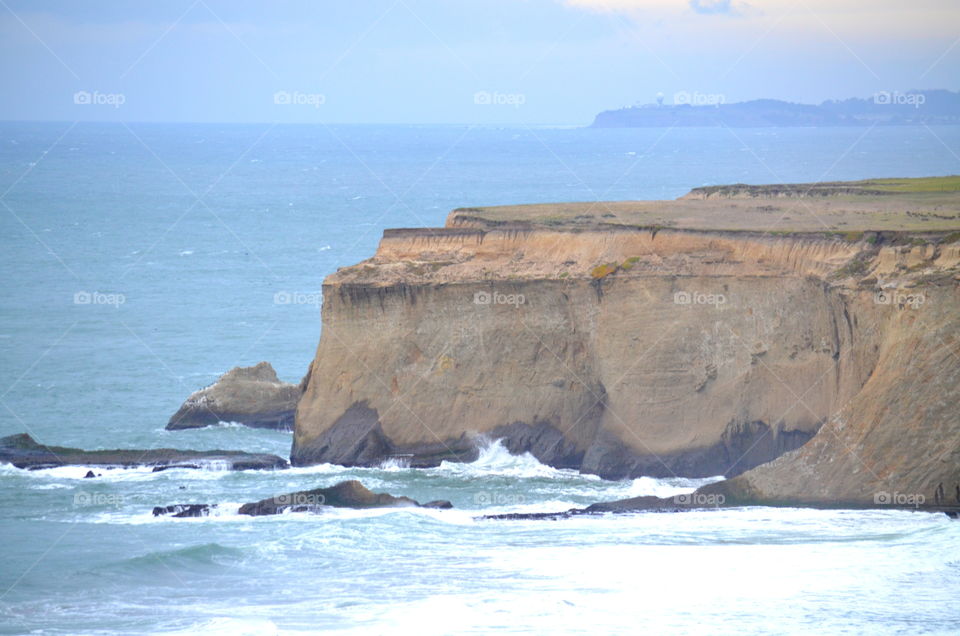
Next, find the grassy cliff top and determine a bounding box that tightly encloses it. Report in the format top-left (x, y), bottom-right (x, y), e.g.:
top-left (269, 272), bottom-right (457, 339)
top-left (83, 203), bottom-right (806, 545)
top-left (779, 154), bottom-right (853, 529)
top-left (449, 175), bottom-right (960, 233)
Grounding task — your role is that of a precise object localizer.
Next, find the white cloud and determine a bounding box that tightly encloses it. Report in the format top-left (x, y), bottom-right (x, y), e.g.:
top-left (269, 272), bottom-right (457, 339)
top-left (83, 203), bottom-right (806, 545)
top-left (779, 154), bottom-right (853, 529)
top-left (559, 0), bottom-right (960, 39)
top-left (563, 0), bottom-right (953, 11)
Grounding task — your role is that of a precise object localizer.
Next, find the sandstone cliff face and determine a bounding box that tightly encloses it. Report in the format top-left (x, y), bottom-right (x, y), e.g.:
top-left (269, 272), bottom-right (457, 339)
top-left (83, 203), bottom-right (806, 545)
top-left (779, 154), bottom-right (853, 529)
top-left (292, 213), bottom-right (958, 489)
top-left (704, 283), bottom-right (960, 507)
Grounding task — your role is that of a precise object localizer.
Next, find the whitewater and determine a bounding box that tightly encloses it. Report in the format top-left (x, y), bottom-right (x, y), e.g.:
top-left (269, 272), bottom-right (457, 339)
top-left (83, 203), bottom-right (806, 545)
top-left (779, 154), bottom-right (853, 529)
top-left (2, 440), bottom-right (959, 634)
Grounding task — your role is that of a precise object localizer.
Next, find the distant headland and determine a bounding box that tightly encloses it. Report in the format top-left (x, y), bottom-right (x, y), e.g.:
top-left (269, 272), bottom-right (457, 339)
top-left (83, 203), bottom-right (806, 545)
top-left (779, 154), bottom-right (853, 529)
top-left (592, 89), bottom-right (960, 127)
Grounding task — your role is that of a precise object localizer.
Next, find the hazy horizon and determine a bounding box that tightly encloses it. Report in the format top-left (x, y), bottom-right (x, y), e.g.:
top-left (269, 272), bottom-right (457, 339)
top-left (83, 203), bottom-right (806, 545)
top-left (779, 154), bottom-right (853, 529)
top-left (3, 87), bottom-right (959, 127)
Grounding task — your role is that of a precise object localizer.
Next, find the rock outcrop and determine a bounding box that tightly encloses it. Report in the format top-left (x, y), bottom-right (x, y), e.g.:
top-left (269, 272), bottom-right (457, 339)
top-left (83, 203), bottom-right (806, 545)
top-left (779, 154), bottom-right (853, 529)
top-left (292, 177), bottom-right (960, 504)
top-left (152, 504), bottom-right (215, 518)
top-left (482, 491), bottom-right (960, 520)
top-left (167, 362), bottom-right (301, 431)
top-left (237, 480), bottom-right (452, 516)
top-left (0, 433), bottom-right (288, 471)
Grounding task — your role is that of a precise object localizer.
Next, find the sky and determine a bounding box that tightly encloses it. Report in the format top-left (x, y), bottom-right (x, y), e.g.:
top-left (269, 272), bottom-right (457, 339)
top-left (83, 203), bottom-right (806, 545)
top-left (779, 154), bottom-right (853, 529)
top-left (0, 0), bottom-right (957, 124)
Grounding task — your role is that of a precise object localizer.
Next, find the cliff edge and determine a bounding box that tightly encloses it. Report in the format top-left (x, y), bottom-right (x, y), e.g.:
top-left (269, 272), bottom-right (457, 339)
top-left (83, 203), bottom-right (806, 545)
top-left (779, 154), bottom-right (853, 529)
top-left (292, 176), bottom-right (960, 504)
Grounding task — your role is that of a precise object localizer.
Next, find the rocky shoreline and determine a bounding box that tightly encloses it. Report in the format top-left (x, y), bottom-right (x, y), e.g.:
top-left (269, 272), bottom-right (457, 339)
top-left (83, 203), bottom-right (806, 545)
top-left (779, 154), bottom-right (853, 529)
top-left (483, 489), bottom-right (960, 520)
top-left (150, 477), bottom-right (960, 520)
top-left (152, 480), bottom-right (453, 518)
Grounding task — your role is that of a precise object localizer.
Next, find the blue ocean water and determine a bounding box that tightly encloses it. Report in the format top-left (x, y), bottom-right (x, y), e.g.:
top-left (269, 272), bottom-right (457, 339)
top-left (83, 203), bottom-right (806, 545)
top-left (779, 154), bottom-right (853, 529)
top-left (1, 122), bottom-right (959, 634)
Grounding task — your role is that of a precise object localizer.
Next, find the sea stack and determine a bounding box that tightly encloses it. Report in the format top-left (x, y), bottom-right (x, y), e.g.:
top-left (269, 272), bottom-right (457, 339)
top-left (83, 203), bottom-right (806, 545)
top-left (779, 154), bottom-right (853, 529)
top-left (167, 361), bottom-right (301, 431)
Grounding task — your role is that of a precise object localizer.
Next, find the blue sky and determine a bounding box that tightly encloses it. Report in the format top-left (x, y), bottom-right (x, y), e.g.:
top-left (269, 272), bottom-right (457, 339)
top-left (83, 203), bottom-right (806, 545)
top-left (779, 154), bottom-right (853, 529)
top-left (1, 0), bottom-right (957, 124)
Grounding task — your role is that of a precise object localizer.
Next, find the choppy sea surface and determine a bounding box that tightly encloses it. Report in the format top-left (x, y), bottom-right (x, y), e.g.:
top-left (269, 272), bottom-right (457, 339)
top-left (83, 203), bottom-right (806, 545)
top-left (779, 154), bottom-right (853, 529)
top-left (1, 122), bottom-right (959, 634)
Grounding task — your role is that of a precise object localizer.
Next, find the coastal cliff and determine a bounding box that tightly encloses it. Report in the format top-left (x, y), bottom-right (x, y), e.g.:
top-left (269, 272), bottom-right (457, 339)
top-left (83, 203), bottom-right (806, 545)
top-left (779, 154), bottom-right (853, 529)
top-left (292, 177), bottom-right (960, 500)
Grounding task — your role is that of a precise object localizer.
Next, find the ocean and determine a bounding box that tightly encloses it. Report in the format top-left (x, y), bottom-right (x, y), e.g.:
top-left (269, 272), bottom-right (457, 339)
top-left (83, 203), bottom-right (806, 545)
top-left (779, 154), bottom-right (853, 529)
top-left (1, 122), bottom-right (959, 634)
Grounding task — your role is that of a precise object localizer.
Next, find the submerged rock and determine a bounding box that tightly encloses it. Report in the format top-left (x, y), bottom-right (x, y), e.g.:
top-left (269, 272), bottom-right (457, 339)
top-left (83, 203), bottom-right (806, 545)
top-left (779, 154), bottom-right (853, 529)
top-left (482, 489), bottom-right (960, 520)
top-left (422, 500), bottom-right (454, 509)
top-left (479, 494), bottom-right (716, 521)
top-left (167, 361), bottom-right (301, 431)
top-left (238, 479), bottom-right (452, 516)
top-left (0, 433), bottom-right (288, 471)
top-left (580, 493), bottom-right (724, 514)
top-left (152, 504), bottom-right (215, 518)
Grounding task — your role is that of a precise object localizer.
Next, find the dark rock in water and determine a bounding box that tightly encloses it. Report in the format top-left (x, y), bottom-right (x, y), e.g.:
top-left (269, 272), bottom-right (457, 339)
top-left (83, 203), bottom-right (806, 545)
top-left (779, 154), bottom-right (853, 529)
top-left (482, 510), bottom-right (580, 521)
top-left (238, 479), bottom-right (450, 516)
top-left (422, 500), bottom-right (454, 509)
top-left (289, 402), bottom-right (481, 468)
top-left (482, 493), bottom-right (728, 520)
top-left (152, 504), bottom-right (214, 518)
top-left (292, 398), bottom-right (814, 480)
top-left (0, 433), bottom-right (289, 471)
top-left (582, 493), bottom-right (724, 514)
top-left (167, 361), bottom-right (302, 431)
top-left (83, 470), bottom-right (97, 479)
top-left (489, 420), bottom-right (586, 470)
top-left (481, 484), bottom-right (960, 521)
top-left (152, 464), bottom-right (201, 472)
top-left (291, 411), bottom-right (597, 472)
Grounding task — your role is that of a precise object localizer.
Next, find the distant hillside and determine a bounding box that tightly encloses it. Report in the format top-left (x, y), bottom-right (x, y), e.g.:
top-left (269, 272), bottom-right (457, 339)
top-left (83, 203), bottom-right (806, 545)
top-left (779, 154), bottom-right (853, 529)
top-left (591, 90), bottom-right (960, 127)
